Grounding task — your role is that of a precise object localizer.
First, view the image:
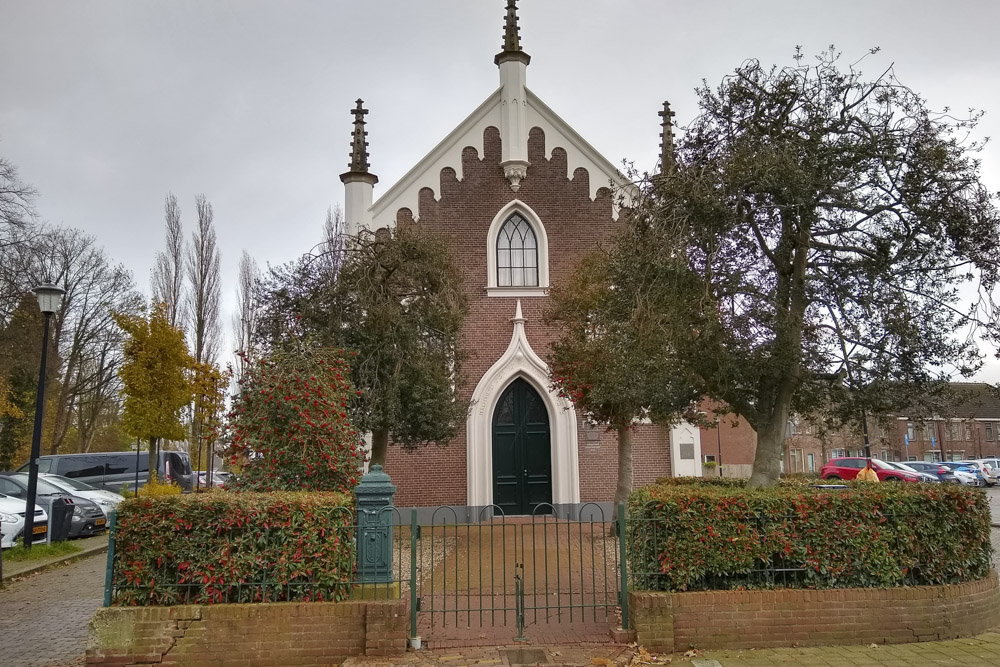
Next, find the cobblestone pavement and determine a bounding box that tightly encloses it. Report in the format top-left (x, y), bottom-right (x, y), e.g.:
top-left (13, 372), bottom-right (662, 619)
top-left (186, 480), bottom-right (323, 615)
top-left (0, 553), bottom-right (104, 667)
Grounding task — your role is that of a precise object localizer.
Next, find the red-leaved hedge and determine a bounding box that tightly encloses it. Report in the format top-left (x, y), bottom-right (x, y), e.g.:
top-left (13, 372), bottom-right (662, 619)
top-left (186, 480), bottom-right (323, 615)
top-left (111, 492), bottom-right (354, 606)
top-left (628, 481), bottom-right (992, 592)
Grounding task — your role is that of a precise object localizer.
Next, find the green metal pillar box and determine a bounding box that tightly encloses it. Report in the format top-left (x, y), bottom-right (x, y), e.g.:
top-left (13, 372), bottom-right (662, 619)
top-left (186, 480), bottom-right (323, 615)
top-left (354, 464), bottom-right (397, 583)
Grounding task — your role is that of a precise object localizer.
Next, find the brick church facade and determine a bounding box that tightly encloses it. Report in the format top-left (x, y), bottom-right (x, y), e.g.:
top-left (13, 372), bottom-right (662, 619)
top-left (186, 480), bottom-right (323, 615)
top-left (339, 1), bottom-right (702, 509)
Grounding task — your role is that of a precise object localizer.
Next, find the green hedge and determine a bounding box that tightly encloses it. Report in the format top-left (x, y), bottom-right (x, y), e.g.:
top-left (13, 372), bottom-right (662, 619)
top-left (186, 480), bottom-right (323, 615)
top-left (111, 492), bottom-right (355, 606)
top-left (628, 481), bottom-right (991, 592)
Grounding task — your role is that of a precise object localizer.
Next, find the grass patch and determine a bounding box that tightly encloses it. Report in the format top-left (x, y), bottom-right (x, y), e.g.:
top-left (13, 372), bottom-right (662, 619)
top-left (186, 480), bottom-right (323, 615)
top-left (3, 540), bottom-right (82, 562)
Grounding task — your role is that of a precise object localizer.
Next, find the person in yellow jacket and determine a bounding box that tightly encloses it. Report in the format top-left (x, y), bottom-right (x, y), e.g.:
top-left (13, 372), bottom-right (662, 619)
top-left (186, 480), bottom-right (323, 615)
top-left (857, 462), bottom-right (880, 482)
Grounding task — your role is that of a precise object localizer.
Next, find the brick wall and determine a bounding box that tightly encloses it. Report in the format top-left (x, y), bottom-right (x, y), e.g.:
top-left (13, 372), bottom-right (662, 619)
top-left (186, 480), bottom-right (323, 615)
top-left (85, 599), bottom-right (407, 666)
top-left (630, 572), bottom-right (1000, 653)
top-left (383, 126), bottom-right (669, 507)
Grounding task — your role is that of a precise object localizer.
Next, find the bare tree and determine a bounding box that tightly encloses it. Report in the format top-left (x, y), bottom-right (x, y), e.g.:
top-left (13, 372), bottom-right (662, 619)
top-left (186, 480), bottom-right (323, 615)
top-left (187, 195), bottom-right (222, 466)
top-left (0, 156), bottom-right (37, 247)
top-left (151, 193), bottom-right (185, 329)
top-left (232, 250), bottom-right (260, 385)
top-left (187, 195), bottom-right (222, 366)
top-left (320, 204), bottom-right (346, 277)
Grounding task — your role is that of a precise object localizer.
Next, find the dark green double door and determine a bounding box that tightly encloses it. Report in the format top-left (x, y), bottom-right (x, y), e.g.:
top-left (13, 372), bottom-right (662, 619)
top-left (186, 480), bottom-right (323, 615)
top-left (492, 378), bottom-right (552, 515)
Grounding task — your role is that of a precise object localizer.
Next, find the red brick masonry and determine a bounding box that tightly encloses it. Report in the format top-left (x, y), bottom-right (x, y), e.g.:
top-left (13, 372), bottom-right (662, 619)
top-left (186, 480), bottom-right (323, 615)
top-left (630, 572), bottom-right (1000, 653)
top-left (85, 599), bottom-right (408, 666)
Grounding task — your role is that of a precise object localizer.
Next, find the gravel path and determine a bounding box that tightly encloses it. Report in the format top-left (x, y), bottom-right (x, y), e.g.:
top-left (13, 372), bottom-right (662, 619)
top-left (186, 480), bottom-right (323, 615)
top-left (0, 553), bottom-right (104, 667)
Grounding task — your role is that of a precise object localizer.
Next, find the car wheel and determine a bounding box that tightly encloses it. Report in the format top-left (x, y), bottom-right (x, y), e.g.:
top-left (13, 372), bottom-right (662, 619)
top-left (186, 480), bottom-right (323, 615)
top-left (885, 476), bottom-right (900, 482)
top-left (825, 475), bottom-right (841, 480)
top-left (979, 478), bottom-right (987, 487)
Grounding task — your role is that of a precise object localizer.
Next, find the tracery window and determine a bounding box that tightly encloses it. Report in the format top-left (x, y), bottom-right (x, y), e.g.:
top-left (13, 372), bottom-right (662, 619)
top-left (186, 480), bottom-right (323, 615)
top-left (496, 213), bottom-right (538, 287)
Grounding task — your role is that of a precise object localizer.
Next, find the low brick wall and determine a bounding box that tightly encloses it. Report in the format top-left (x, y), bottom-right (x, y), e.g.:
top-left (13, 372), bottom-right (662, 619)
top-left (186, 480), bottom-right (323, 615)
top-left (86, 599), bottom-right (407, 666)
top-left (630, 572), bottom-right (1000, 653)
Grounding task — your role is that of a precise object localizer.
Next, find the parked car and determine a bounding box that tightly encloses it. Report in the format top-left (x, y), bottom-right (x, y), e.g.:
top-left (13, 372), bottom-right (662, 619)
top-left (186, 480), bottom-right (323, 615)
top-left (16, 450), bottom-right (195, 494)
top-left (884, 461), bottom-right (939, 483)
top-left (957, 461), bottom-right (997, 486)
top-left (820, 457), bottom-right (922, 482)
top-left (0, 474), bottom-right (107, 538)
top-left (0, 493), bottom-right (48, 548)
top-left (904, 461), bottom-right (960, 483)
top-left (939, 462), bottom-right (984, 486)
top-left (975, 458), bottom-right (1000, 473)
top-left (196, 471), bottom-right (228, 489)
top-left (39, 474), bottom-right (124, 517)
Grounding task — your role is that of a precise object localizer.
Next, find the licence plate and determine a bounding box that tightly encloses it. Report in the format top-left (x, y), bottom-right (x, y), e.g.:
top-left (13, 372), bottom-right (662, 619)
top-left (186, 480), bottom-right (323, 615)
top-left (95, 517), bottom-right (106, 526)
top-left (32, 525), bottom-right (47, 535)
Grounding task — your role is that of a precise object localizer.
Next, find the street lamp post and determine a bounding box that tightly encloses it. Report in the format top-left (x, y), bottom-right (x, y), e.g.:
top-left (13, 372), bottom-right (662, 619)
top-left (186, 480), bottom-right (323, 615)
top-left (23, 284), bottom-right (65, 549)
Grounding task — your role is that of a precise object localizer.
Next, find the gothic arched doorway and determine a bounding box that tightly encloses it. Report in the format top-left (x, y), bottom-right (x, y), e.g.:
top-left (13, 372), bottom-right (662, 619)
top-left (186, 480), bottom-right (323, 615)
top-left (491, 378), bottom-right (552, 514)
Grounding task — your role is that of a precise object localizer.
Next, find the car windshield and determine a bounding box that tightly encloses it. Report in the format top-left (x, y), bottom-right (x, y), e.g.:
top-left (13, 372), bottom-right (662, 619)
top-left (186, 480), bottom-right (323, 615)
top-left (45, 475), bottom-right (97, 492)
top-left (10, 474), bottom-right (64, 495)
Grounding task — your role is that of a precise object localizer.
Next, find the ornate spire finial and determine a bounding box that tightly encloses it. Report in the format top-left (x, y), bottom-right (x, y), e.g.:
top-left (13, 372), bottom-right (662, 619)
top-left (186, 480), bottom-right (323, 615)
top-left (495, 0), bottom-right (530, 66)
top-left (348, 98), bottom-right (371, 173)
top-left (658, 101), bottom-right (677, 175)
top-left (502, 0), bottom-right (521, 52)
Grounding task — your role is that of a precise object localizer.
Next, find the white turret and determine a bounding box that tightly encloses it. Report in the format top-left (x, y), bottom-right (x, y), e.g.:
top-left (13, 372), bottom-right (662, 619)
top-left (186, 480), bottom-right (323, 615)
top-left (495, 0), bottom-right (530, 191)
top-left (340, 99), bottom-right (378, 235)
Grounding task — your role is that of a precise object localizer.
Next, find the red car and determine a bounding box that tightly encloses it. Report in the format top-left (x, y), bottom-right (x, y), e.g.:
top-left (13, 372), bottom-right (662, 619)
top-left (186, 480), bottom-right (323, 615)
top-left (819, 457), bottom-right (922, 482)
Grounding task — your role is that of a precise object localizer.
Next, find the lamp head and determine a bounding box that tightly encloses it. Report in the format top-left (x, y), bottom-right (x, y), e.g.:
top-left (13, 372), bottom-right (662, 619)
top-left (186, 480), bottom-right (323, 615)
top-left (33, 283), bottom-right (65, 315)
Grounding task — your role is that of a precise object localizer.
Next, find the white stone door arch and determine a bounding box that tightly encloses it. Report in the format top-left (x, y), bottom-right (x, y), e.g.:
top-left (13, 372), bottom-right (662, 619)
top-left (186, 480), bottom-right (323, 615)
top-left (466, 301), bottom-right (580, 508)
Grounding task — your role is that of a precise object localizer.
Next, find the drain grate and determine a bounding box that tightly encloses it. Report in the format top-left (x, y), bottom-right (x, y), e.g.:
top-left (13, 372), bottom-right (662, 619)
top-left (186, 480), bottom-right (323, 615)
top-left (504, 648), bottom-right (548, 665)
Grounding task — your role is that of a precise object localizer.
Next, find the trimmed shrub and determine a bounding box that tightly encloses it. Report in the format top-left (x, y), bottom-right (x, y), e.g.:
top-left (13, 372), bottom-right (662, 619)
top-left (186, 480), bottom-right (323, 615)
top-left (628, 481), bottom-right (991, 592)
top-left (111, 492), bottom-right (354, 606)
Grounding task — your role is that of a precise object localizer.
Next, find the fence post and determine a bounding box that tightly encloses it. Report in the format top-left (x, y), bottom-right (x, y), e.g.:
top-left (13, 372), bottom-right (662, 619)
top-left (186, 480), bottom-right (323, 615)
top-left (354, 464), bottom-right (397, 585)
top-left (102, 509), bottom-right (117, 607)
top-left (409, 508), bottom-right (419, 648)
top-left (617, 502), bottom-right (628, 630)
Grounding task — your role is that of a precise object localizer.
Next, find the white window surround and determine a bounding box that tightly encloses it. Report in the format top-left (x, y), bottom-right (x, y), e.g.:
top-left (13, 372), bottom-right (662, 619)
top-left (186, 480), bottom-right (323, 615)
top-left (466, 300), bottom-right (580, 508)
top-left (486, 200), bottom-right (549, 297)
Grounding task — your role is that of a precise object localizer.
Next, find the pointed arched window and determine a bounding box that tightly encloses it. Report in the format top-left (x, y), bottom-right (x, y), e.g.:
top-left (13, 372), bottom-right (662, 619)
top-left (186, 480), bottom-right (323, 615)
top-left (496, 213), bottom-right (538, 287)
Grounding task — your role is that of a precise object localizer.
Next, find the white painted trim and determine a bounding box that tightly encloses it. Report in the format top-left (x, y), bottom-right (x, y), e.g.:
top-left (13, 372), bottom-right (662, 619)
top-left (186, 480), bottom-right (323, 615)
top-left (525, 87), bottom-right (638, 219)
top-left (467, 301), bottom-right (580, 507)
top-left (370, 89), bottom-right (502, 229)
top-left (486, 200), bottom-right (549, 292)
top-left (670, 421), bottom-right (703, 478)
top-left (486, 287), bottom-right (548, 298)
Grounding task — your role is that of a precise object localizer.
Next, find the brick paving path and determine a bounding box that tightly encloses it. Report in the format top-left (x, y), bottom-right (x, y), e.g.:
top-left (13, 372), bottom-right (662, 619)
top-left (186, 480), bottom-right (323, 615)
top-left (344, 632), bottom-right (1000, 666)
top-left (0, 553), bottom-right (104, 667)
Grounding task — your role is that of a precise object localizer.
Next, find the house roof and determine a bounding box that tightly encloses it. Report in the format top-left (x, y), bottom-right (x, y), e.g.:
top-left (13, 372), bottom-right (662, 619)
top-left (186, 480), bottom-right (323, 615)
top-left (899, 382), bottom-right (1000, 420)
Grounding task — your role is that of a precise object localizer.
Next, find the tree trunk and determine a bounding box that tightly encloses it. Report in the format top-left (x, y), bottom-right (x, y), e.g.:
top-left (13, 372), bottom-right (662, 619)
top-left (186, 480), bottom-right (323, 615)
top-left (614, 425), bottom-right (633, 507)
top-left (370, 428), bottom-right (389, 468)
top-left (748, 412), bottom-right (789, 488)
top-left (148, 437), bottom-right (157, 480)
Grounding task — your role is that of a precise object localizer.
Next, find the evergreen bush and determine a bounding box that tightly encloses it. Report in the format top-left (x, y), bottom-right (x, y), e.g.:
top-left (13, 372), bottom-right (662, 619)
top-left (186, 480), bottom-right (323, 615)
top-left (111, 492), bottom-right (354, 605)
top-left (628, 481), bottom-right (991, 592)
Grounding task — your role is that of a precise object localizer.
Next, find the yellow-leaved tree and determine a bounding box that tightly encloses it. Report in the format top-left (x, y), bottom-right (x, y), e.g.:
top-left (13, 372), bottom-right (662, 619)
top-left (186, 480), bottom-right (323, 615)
top-left (113, 302), bottom-right (193, 475)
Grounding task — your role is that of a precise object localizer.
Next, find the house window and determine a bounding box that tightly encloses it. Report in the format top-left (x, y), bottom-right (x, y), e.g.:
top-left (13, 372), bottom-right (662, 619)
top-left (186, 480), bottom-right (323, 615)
top-left (965, 422), bottom-right (973, 441)
top-left (832, 449), bottom-right (846, 460)
top-left (906, 422), bottom-right (915, 440)
top-left (987, 423), bottom-right (995, 442)
top-left (881, 450), bottom-right (890, 462)
top-left (703, 454), bottom-right (716, 463)
top-left (496, 213), bottom-right (538, 287)
top-left (924, 422), bottom-right (934, 440)
top-left (948, 450), bottom-right (965, 462)
top-left (807, 453), bottom-right (815, 472)
top-left (948, 422), bottom-right (959, 440)
top-left (925, 450), bottom-right (942, 462)
top-left (907, 455), bottom-right (917, 461)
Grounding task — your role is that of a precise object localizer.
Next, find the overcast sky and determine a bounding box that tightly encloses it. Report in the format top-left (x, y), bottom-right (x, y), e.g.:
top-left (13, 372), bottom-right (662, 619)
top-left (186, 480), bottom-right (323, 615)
top-left (2, 0), bottom-right (999, 377)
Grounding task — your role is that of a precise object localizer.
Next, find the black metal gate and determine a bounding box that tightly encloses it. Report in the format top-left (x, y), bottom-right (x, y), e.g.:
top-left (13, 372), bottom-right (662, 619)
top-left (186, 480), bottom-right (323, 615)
top-left (408, 503), bottom-right (624, 644)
